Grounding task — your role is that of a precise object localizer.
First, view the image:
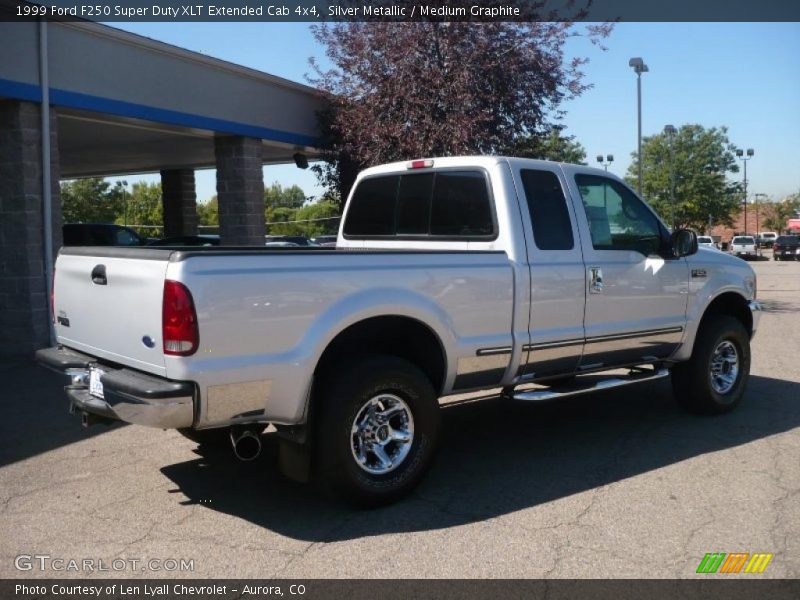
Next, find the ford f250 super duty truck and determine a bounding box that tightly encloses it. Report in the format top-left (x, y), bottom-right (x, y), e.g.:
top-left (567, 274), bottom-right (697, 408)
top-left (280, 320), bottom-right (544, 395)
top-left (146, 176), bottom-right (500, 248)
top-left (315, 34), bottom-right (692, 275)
top-left (37, 157), bottom-right (761, 507)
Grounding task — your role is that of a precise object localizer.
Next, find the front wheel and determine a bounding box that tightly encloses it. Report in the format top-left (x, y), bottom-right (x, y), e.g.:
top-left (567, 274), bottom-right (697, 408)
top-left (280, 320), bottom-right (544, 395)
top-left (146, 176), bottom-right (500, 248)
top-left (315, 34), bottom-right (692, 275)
top-left (671, 315), bottom-right (751, 415)
top-left (313, 355), bottom-right (440, 508)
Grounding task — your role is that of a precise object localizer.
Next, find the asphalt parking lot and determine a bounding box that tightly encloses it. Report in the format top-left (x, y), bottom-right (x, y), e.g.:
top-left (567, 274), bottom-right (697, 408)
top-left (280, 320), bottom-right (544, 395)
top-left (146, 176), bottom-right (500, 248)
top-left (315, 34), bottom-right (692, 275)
top-left (1, 253), bottom-right (798, 579)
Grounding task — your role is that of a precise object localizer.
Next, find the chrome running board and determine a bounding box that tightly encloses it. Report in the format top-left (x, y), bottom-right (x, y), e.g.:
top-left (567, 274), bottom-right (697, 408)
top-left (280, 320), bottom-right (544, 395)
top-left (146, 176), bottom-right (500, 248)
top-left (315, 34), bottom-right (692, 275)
top-left (512, 367), bottom-right (669, 402)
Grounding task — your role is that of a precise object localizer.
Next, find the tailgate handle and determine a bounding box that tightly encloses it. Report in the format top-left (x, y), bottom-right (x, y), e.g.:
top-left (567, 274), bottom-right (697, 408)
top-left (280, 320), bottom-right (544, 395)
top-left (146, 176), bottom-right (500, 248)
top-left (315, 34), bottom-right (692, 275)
top-left (91, 264), bottom-right (107, 285)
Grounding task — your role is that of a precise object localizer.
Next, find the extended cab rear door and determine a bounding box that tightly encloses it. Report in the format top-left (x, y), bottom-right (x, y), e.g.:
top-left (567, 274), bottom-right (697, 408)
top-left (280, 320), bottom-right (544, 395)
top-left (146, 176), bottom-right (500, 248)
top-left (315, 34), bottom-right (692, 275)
top-left (563, 167), bottom-right (688, 368)
top-left (510, 162), bottom-right (586, 379)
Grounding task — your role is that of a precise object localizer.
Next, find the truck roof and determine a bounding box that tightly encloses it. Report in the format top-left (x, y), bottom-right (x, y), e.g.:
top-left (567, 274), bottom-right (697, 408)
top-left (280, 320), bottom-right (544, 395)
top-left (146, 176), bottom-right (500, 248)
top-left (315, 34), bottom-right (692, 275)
top-left (357, 156), bottom-right (615, 179)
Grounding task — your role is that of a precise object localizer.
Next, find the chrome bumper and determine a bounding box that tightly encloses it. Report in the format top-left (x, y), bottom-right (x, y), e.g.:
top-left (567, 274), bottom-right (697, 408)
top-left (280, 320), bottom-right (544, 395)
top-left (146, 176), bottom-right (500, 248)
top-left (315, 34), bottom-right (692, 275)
top-left (36, 346), bottom-right (195, 429)
top-left (749, 300), bottom-right (762, 338)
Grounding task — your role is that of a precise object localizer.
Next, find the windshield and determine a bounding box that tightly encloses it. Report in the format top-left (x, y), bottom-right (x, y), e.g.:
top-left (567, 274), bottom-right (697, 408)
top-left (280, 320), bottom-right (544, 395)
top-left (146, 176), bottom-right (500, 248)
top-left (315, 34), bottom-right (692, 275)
top-left (698, 237), bottom-right (713, 243)
top-left (732, 237), bottom-right (754, 244)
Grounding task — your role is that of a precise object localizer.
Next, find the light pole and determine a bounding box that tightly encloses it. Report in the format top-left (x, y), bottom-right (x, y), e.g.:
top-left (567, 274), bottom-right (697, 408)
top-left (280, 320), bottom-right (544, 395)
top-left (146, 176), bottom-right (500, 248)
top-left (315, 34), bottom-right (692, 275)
top-left (664, 124), bottom-right (677, 230)
top-left (596, 154), bottom-right (614, 171)
top-left (629, 57), bottom-right (649, 196)
top-left (754, 192), bottom-right (768, 252)
top-left (121, 180), bottom-right (129, 226)
top-left (736, 148), bottom-right (754, 235)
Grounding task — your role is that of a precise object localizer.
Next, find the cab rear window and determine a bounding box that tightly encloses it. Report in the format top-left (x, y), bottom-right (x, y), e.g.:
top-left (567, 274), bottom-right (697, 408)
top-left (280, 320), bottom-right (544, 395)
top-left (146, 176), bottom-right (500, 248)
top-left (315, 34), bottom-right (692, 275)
top-left (343, 170), bottom-right (495, 239)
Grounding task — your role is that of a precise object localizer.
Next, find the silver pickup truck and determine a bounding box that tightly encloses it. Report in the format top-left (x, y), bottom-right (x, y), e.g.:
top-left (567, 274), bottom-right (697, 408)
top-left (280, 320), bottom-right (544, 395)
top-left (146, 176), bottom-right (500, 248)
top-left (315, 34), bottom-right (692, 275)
top-left (37, 156), bottom-right (761, 506)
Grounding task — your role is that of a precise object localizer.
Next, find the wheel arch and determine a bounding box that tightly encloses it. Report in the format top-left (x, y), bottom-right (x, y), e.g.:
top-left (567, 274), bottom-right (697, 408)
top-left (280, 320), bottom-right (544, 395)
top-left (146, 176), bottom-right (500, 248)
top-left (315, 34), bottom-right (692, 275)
top-left (674, 290), bottom-right (753, 362)
top-left (313, 315), bottom-right (448, 396)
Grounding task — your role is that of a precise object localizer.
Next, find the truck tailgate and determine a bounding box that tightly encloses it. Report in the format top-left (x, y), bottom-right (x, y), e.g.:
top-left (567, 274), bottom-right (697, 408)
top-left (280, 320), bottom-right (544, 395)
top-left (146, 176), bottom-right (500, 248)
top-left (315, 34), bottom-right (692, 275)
top-left (54, 250), bottom-right (169, 376)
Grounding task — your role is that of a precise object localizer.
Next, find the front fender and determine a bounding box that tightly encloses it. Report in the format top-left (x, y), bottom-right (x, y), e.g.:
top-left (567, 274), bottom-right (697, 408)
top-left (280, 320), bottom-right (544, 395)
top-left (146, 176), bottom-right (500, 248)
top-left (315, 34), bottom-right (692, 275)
top-left (672, 253), bottom-right (756, 361)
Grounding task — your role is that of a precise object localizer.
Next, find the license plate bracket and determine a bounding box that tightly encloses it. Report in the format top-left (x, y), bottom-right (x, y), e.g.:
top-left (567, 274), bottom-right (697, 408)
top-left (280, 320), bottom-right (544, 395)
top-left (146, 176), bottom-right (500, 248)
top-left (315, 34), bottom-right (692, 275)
top-left (89, 367), bottom-right (105, 399)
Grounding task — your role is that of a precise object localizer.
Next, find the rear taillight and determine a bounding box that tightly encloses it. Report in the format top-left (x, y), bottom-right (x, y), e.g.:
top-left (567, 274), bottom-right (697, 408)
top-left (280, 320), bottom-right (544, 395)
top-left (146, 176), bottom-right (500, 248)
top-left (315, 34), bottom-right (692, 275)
top-left (774, 243), bottom-right (781, 250)
top-left (162, 280), bottom-right (199, 356)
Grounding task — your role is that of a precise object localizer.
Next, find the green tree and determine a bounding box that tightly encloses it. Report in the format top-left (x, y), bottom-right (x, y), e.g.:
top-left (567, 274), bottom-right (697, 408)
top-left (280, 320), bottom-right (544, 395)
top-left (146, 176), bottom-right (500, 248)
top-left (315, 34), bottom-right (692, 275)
top-left (294, 201), bottom-right (340, 237)
top-left (60, 178), bottom-right (124, 223)
top-left (197, 196), bottom-right (219, 227)
top-left (264, 182), bottom-right (307, 209)
top-left (266, 206), bottom-right (301, 235)
top-left (265, 201), bottom-right (340, 237)
top-left (510, 127), bottom-right (587, 164)
top-left (116, 182), bottom-right (162, 236)
top-left (626, 124), bottom-right (741, 232)
top-left (762, 193), bottom-right (800, 233)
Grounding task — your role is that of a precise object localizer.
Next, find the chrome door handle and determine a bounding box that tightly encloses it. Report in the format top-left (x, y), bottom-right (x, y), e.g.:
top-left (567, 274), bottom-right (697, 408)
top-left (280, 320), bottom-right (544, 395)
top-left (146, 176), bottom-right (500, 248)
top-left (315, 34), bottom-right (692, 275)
top-left (589, 267), bottom-right (604, 293)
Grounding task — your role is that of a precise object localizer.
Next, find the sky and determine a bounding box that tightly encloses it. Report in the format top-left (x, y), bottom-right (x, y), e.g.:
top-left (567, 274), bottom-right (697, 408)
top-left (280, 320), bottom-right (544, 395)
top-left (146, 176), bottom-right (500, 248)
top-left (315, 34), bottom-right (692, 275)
top-left (108, 21), bottom-right (800, 203)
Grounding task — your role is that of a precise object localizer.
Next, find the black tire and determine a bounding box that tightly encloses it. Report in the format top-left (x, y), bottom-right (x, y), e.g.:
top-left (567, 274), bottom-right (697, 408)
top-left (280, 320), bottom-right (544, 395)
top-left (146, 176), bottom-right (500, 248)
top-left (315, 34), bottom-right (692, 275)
top-left (774, 256), bottom-right (780, 261)
top-left (313, 354), bottom-right (440, 508)
top-left (671, 315), bottom-right (751, 415)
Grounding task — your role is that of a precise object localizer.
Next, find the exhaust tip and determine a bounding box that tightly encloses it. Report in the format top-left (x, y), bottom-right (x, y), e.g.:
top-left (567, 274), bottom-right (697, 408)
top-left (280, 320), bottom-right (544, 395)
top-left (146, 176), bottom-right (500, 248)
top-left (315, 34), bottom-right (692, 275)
top-left (230, 429), bottom-right (262, 461)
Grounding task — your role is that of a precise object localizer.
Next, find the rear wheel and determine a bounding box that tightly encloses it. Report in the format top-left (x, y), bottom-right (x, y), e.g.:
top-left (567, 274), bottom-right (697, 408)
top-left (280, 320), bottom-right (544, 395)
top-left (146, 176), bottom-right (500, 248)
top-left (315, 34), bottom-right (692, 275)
top-left (671, 315), bottom-right (750, 415)
top-left (313, 355), bottom-right (440, 508)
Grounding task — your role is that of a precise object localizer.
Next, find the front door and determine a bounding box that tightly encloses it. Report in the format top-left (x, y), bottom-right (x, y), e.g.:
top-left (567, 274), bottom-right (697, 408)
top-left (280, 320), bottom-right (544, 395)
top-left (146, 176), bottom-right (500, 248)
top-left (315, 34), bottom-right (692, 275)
top-left (565, 171), bottom-right (689, 368)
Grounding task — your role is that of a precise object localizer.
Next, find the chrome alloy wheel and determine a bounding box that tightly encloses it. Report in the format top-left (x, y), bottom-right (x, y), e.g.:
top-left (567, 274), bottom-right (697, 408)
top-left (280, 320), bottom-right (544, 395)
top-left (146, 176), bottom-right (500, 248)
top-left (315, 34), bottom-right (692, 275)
top-left (350, 394), bottom-right (415, 475)
top-left (709, 340), bottom-right (739, 395)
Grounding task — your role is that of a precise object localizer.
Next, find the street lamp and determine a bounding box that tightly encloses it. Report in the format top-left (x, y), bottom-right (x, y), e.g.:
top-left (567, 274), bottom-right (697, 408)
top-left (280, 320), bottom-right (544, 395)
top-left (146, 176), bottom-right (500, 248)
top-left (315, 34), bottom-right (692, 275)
top-left (736, 148), bottom-right (754, 235)
top-left (596, 154), bottom-right (614, 171)
top-left (664, 125), bottom-right (677, 230)
top-left (629, 57), bottom-right (649, 195)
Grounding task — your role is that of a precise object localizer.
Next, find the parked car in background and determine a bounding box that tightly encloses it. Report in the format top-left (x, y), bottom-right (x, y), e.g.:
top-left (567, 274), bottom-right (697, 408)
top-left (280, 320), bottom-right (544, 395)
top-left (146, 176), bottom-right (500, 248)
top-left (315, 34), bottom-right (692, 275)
top-left (756, 232), bottom-right (778, 248)
top-left (729, 236), bottom-right (757, 259)
top-left (697, 236), bottom-right (719, 250)
top-left (147, 235), bottom-right (220, 247)
top-left (62, 223), bottom-right (144, 247)
top-left (312, 235), bottom-right (338, 247)
top-left (772, 235), bottom-right (800, 261)
top-left (265, 235), bottom-right (317, 246)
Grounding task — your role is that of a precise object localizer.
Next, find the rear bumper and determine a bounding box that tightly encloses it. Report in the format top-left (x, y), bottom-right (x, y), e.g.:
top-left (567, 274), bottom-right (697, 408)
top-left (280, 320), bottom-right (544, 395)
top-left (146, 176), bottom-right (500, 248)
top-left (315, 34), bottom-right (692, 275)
top-left (36, 346), bottom-right (195, 429)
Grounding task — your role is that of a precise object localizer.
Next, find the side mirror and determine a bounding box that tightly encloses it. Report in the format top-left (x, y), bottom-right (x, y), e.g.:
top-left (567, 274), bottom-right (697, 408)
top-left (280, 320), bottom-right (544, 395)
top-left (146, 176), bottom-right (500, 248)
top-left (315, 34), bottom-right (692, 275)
top-left (671, 229), bottom-right (698, 257)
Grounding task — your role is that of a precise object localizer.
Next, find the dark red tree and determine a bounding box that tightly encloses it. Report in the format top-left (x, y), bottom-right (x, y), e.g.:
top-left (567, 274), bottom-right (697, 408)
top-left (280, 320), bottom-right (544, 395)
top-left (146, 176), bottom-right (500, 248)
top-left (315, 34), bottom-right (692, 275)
top-left (310, 19), bottom-right (611, 205)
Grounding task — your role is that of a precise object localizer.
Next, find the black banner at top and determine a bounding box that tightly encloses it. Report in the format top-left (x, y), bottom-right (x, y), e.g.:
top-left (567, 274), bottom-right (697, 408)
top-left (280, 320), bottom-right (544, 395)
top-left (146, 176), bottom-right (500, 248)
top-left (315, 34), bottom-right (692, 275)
top-left (3, 0), bottom-right (800, 22)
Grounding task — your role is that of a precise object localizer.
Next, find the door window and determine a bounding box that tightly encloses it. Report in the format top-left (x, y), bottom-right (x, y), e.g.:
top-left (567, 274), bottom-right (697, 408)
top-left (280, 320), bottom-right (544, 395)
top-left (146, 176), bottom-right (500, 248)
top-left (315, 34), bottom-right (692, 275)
top-left (520, 169), bottom-right (574, 250)
top-left (575, 174), bottom-right (662, 255)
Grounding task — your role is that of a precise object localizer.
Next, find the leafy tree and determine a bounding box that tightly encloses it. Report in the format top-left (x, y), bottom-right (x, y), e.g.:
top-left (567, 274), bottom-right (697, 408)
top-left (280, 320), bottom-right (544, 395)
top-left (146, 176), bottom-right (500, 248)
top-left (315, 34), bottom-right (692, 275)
top-left (60, 178), bottom-right (124, 223)
top-left (511, 127), bottom-right (587, 164)
top-left (625, 125), bottom-right (741, 232)
top-left (197, 196), bottom-right (219, 227)
top-left (266, 201), bottom-right (340, 237)
top-left (762, 193), bottom-right (800, 233)
top-left (310, 18), bottom-right (611, 205)
top-left (264, 182), bottom-right (307, 209)
top-left (116, 182), bottom-right (162, 236)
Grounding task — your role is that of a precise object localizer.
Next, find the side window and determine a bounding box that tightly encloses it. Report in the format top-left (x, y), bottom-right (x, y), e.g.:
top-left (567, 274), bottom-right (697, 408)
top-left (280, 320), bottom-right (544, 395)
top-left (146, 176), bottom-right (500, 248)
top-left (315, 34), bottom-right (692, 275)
top-left (520, 169), bottom-right (574, 250)
top-left (430, 172), bottom-right (493, 237)
top-left (343, 175), bottom-right (399, 236)
top-left (574, 174), bottom-right (662, 255)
